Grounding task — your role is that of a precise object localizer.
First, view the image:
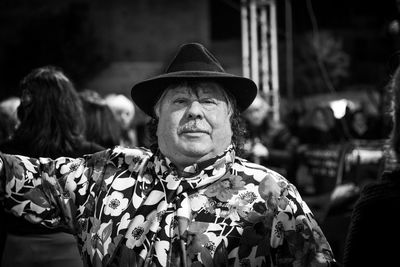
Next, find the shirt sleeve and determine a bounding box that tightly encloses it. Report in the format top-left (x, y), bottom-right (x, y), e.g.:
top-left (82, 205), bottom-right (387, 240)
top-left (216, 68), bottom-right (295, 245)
top-left (259, 170), bottom-right (337, 266)
top-left (0, 149), bottom-right (111, 230)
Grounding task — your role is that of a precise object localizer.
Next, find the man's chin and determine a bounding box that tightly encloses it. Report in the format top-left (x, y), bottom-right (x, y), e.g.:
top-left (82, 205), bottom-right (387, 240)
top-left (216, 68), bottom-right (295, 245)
top-left (181, 148), bottom-right (210, 158)
top-left (179, 144), bottom-right (213, 159)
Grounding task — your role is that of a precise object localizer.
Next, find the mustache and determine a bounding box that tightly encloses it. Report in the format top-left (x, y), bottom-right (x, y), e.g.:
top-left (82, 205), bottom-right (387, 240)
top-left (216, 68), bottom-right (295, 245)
top-left (178, 121), bottom-right (209, 134)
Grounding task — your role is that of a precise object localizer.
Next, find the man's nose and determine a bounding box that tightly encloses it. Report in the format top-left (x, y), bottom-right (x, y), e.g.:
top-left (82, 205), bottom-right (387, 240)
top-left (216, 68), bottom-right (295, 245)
top-left (186, 101), bottom-right (203, 119)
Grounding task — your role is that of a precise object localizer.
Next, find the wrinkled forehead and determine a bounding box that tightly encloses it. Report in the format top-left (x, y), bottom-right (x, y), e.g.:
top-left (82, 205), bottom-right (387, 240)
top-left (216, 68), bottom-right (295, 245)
top-left (163, 81), bottom-right (228, 100)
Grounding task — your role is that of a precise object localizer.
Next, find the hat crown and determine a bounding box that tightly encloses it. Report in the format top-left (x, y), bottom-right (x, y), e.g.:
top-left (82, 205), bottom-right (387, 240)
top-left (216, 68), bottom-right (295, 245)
top-left (131, 42), bottom-right (258, 116)
top-left (165, 43), bottom-right (225, 73)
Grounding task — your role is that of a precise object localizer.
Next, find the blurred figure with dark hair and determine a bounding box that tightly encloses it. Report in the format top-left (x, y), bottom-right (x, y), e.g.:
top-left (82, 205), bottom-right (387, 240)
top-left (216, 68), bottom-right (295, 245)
top-left (343, 65), bottom-right (400, 266)
top-left (1, 66), bottom-right (103, 158)
top-left (80, 89), bottom-right (121, 148)
top-left (0, 65), bottom-right (103, 267)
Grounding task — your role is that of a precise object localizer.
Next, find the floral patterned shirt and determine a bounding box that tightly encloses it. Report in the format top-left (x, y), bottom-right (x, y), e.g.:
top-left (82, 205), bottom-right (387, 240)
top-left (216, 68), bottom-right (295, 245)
top-left (0, 146), bottom-right (336, 267)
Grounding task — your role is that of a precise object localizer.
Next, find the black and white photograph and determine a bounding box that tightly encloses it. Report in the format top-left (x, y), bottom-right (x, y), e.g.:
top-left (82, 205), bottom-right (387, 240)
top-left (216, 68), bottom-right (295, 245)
top-left (1, 1), bottom-right (399, 266)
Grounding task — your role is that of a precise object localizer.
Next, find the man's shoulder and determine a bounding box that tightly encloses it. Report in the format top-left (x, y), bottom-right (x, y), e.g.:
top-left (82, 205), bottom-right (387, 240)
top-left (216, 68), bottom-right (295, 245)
top-left (109, 146), bottom-right (152, 156)
top-left (83, 146), bottom-right (153, 171)
top-left (233, 156), bottom-right (288, 183)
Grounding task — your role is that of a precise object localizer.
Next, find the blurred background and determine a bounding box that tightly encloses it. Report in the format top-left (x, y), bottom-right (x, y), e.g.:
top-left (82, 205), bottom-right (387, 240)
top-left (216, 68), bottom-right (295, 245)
top-left (1, 0), bottom-right (400, 262)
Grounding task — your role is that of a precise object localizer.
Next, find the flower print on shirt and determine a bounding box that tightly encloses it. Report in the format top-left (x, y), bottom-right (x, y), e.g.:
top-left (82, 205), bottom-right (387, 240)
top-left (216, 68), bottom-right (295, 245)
top-left (204, 175), bottom-right (246, 202)
top-left (125, 210), bottom-right (157, 249)
top-left (3, 155), bottom-right (36, 193)
top-left (103, 191), bottom-right (129, 217)
top-left (59, 159), bottom-right (85, 201)
top-left (0, 146), bottom-right (337, 267)
top-left (81, 217), bottom-right (101, 260)
top-left (123, 149), bottom-right (146, 173)
top-left (189, 193), bottom-right (209, 212)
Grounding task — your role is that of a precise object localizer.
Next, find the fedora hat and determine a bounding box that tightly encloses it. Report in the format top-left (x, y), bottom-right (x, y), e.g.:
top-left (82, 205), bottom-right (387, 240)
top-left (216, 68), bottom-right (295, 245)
top-left (130, 43), bottom-right (258, 117)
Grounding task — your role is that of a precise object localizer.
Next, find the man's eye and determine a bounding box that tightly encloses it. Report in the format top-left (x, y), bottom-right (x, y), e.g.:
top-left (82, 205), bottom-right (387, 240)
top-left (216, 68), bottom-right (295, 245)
top-left (173, 98), bottom-right (187, 104)
top-left (202, 99), bottom-right (217, 105)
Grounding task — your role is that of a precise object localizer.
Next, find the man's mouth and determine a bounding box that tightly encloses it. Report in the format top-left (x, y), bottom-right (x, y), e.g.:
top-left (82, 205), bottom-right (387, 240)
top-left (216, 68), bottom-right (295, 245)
top-left (180, 129), bottom-right (208, 134)
top-left (179, 126), bottom-right (209, 135)
top-left (179, 121), bottom-right (210, 135)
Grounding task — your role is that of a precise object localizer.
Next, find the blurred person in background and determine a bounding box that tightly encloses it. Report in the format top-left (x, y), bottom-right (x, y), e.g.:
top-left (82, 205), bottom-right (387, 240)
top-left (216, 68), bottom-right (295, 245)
top-left (105, 93), bottom-right (137, 147)
top-left (297, 106), bottom-right (344, 145)
top-left (80, 89), bottom-right (121, 148)
top-left (0, 96), bottom-right (21, 143)
top-left (345, 106), bottom-right (382, 140)
top-left (242, 92), bottom-right (299, 184)
top-left (343, 64), bottom-right (400, 267)
top-left (0, 109), bottom-right (15, 149)
top-left (294, 106), bottom-right (347, 218)
top-left (0, 43), bottom-right (338, 266)
top-left (0, 65), bottom-right (104, 267)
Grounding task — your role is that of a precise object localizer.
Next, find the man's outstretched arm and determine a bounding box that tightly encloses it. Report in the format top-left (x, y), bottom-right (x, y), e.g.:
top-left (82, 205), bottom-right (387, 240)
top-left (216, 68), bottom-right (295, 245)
top-left (0, 153), bottom-right (88, 229)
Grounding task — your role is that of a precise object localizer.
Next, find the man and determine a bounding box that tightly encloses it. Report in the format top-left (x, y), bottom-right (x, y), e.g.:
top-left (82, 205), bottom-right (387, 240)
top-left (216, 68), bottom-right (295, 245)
top-left (0, 43), bottom-right (337, 266)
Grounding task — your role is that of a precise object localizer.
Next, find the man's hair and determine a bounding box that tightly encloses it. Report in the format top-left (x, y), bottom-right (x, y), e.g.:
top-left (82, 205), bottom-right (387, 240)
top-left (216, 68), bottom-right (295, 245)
top-left (13, 65), bottom-right (86, 157)
top-left (147, 81), bottom-right (247, 155)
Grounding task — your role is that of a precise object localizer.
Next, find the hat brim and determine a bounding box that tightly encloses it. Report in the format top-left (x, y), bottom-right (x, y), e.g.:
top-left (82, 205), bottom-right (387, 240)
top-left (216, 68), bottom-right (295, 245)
top-left (131, 71), bottom-right (258, 117)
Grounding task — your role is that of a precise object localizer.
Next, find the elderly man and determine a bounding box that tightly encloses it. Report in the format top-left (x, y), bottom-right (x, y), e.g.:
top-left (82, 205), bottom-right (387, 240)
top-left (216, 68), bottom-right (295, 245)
top-left (0, 43), bottom-right (337, 267)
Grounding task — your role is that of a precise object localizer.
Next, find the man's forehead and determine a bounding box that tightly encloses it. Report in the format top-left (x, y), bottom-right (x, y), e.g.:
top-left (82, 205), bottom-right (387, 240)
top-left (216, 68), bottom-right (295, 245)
top-left (165, 82), bottom-right (225, 96)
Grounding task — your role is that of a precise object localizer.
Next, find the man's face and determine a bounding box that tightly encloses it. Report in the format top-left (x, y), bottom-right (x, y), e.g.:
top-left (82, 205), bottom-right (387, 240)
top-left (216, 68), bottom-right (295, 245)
top-left (156, 82), bottom-right (233, 169)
